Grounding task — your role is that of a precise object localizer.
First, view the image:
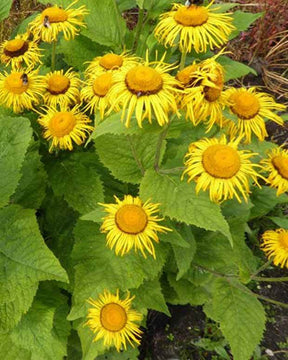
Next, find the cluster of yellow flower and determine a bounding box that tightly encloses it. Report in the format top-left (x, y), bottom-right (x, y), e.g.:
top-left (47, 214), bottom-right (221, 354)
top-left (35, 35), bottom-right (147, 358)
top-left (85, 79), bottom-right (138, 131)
top-left (0, 0), bottom-right (287, 353)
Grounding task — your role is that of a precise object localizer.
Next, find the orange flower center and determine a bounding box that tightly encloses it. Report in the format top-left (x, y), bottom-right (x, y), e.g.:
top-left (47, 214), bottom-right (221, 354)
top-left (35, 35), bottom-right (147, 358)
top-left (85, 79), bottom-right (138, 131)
top-left (100, 303), bottom-right (127, 332)
top-left (93, 73), bottom-right (113, 97)
top-left (47, 74), bottom-right (70, 95)
top-left (48, 112), bottom-right (76, 137)
top-left (202, 144), bottom-right (241, 179)
top-left (99, 53), bottom-right (123, 70)
top-left (4, 72), bottom-right (29, 94)
top-left (4, 39), bottom-right (29, 57)
top-left (204, 70), bottom-right (224, 102)
top-left (279, 231), bottom-right (288, 250)
top-left (115, 204), bottom-right (148, 234)
top-left (231, 91), bottom-right (260, 119)
top-left (174, 5), bottom-right (209, 27)
top-left (125, 66), bottom-right (163, 95)
top-left (176, 64), bottom-right (199, 87)
top-left (272, 155), bottom-right (288, 180)
top-left (41, 7), bottom-right (68, 23)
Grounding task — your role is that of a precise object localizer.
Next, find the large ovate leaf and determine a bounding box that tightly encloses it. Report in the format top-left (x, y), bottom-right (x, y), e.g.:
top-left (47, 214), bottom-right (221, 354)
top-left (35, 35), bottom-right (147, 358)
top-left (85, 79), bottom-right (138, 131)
top-left (69, 220), bottom-right (168, 320)
top-left (0, 0), bottom-right (13, 22)
top-left (218, 56), bottom-right (257, 80)
top-left (0, 115), bottom-right (32, 208)
top-left (46, 152), bottom-right (104, 214)
top-left (11, 141), bottom-right (47, 209)
top-left (0, 334), bottom-right (31, 360)
top-left (77, 322), bottom-right (106, 360)
top-left (80, 0), bottom-right (126, 49)
top-left (10, 283), bottom-right (71, 360)
top-left (0, 205), bottom-right (68, 331)
top-left (139, 170), bottom-right (232, 243)
top-left (230, 11), bottom-right (263, 40)
top-left (209, 279), bottom-right (266, 360)
top-left (96, 134), bottom-right (166, 184)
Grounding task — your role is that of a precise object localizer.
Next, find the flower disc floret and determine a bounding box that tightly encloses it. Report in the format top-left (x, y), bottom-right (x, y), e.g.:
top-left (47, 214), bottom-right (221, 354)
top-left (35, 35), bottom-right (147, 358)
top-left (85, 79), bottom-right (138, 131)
top-left (154, 2), bottom-right (235, 53)
top-left (99, 53), bottom-right (124, 70)
top-left (86, 290), bottom-right (142, 352)
top-left (28, 0), bottom-right (88, 43)
top-left (261, 229), bottom-right (288, 268)
top-left (182, 135), bottom-right (262, 203)
top-left (223, 87), bottom-right (286, 143)
top-left (261, 147), bottom-right (288, 195)
top-left (100, 195), bottom-right (171, 258)
top-left (125, 66), bottom-right (163, 94)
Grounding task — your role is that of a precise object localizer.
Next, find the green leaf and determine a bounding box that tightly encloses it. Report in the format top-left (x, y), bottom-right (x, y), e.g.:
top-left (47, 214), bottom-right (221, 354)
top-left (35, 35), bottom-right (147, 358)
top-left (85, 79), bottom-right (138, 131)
top-left (139, 170), bottom-right (232, 243)
top-left (167, 274), bottom-right (210, 305)
top-left (80, 0), bottom-right (126, 49)
top-left (250, 186), bottom-right (288, 219)
top-left (10, 283), bottom-right (71, 360)
top-left (97, 347), bottom-right (139, 360)
top-left (69, 220), bottom-right (168, 320)
top-left (230, 11), bottom-right (263, 40)
top-left (80, 205), bottom-right (104, 223)
top-left (0, 205), bottom-right (68, 331)
top-left (132, 278), bottom-right (170, 316)
top-left (58, 35), bottom-right (108, 71)
top-left (211, 3), bottom-right (239, 12)
top-left (218, 56), bottom-right (257, 81)
top-left (210, 279), bottom-right (266, 360)
top-left (0, 115), bottom-right (32, 208)
top-left (46, 152), bottom-right (104, 214)
top-left (77, 322), bottom-right (106, 360)
top-left (96, 134), bottom-right (166, 184)
top-left (0, 0), bottom-right (13, 22)
top-left (269, 217), bottom-right (288, 229)
top-left (11, 141), bottom-right (47, 209)
top-left (0, 334), bottom-right (31, 360)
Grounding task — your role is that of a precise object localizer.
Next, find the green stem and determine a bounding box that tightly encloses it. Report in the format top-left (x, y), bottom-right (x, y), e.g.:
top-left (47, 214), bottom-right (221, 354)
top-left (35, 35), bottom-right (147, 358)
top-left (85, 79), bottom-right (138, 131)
top-left (127, 136), bottom-right (145, 176)
top-left (159, 167), bottom-right (185, 174)
top-left (132, 8), bottom-right (145, 53)
top-left (179, 51), bottom-right (187, 70)
top-left (250, 259), bottom-right (273, 278)
top-left (51, 40), bottom-right (57, 71)
top-left (154, 125), bottom-right (169, 171)
top-left (252, 276), bottom-right (288, 282)
top-left (256, 293), bottom-right (288, 309)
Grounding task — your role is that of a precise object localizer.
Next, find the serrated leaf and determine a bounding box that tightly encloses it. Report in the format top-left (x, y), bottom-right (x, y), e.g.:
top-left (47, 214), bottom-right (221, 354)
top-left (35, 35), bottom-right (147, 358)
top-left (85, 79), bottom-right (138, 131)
top-left (132, 278), bottom-right (170, 316)
top-left (210, 279), bottom-right (266, 360)
top-left (0, 115), bottom-right (32, 208)
top-left (69, 220), bottom-right (168, 320)
top-left (230, 11), bottom-right (263, 40)
top-left (139, 170), bottom-right (232, 243)
top-left (80, 0), bottom-right (126, 49)
top-left (46, 152), bottom-right (104, 214)
top-left (10, 283), bottom-right (71, 360)
top-left (0, 205), bottom-right (68, 331)
top-left (167, 274), bottom-right (210, 305)
top-left (11, 141), bottom-right (47, 209)
top-left (0, 334), bottom-right (31, 360)
top-left (96, 134), bottom-right (166, 184)
top-left (0, 0), bottom-right (13, 22)
top-left (218, 56), bottom-right (257, 81)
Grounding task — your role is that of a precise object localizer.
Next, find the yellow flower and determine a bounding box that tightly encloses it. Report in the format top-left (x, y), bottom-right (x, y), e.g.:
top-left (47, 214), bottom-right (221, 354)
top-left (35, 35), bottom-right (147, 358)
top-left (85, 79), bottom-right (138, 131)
top-left (261, 147), bottom-right (288, 196)
top-left (0, 32), bottom-right (42, 69)
top-left (107, 54), bottom-right (179, 127)
top-left (223, 87), bottom-right (286, 143)
top-left (81, 72), bottom-right (114, 118)
top-left (0, 68), bottom-right (44, 113)
top-left (261, 229), bottom-right (288, 268)
top-left (41, 68), bottom-right (81, 108)
top-left (38, 105), bottom-right (93, 152)
top-left (182, 135), bottom-right (261, 203)
top-left (154, 1), bottom-right (235, 53)
top-left (28, 0), bottom-right (88, 43)
top-left (100, 195), bottom-right (171, 258)
top-left (85, 51), bottom-right (140, 78)
top-left (86, 290), bottom-right (142, 352)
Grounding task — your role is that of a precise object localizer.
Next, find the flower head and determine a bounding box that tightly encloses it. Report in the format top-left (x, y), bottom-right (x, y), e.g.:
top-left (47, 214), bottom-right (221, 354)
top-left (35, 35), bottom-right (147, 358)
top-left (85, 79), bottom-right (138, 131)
top-left (107, 54), bottom-right (179, 127)
top-left (261, 229), bottom-right (288, 268)
top-left (182, 135), bottom-right (262, 203)
top-left (86, 290), bottom-right (142, 352)
top-left (0, 32), bottom-right (42, 69)
top-left (38, 105), bottom-right (93, 152)
top-left (100, 195), bottom-right (171, 258)
top-left (41, 68), bottom-right (81, 108)
top-left (81, 72), bottom-right (114, 118)
top-left (154, 1), bottom-right (235, 53)
top-left (261, 147), bottom-right (288, 195)
top-left (85, 51), bottom-right (140, 78)
top-left (0, 68), bottom-right (44, 113)
top-left (28, 0), bottom-right (88, 43)
top-left (223, 87), bottom-right (286, 143)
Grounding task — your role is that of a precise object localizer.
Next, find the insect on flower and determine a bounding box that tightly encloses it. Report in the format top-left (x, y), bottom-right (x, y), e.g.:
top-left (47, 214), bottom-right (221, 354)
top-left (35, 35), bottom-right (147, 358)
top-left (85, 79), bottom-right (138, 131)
top-left (21, 73), bottom-right (28, 85)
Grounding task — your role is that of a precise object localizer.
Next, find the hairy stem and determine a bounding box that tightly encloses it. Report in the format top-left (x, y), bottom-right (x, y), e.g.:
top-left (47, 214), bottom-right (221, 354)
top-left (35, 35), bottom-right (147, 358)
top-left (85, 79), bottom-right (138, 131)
top-left (179, 51), bottom-right (187, 70)
top-left (51, 40), bottom-right (57, 71)
top-left (132, 8), bottom-right (145, 53)
top-left (159, 167), bottom-right (185, 174)
top-left (252, 276), bottom-right (288, 282)
top-left (250, 259), bottom-right (273, 278)
top-left (154, 125), bottom-right (169, 171)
